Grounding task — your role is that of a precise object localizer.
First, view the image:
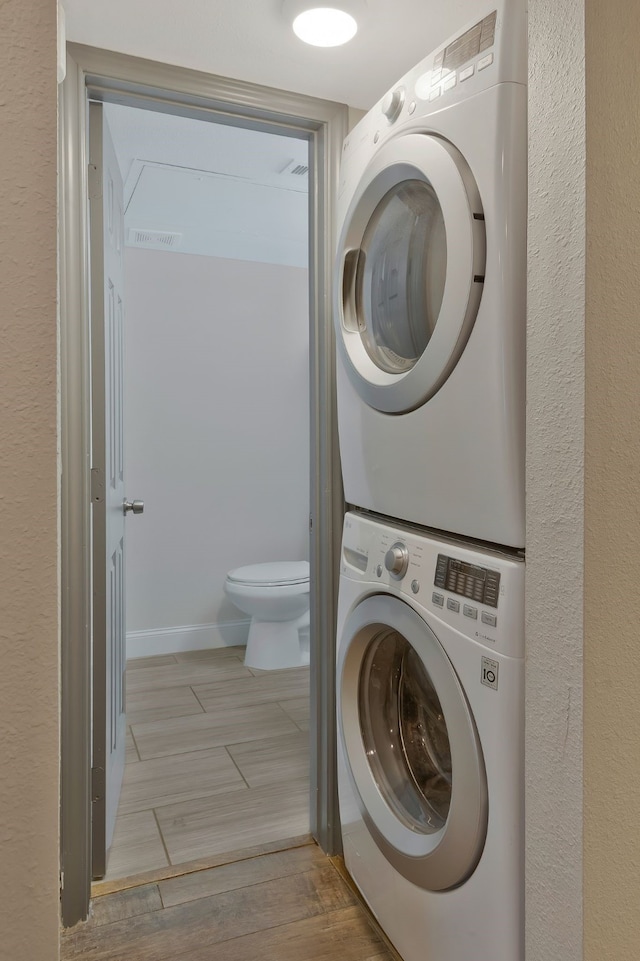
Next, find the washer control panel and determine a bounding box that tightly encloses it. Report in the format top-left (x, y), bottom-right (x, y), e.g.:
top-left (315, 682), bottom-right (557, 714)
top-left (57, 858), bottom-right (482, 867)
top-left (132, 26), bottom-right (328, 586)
top-left (341, 512), bottom-right (524, 659)
top-left (434, 554), bottom-right (500, 608)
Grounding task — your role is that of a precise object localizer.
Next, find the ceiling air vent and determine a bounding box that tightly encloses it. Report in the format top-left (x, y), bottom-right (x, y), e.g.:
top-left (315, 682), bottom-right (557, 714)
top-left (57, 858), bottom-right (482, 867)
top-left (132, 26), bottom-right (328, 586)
top-left (279, 159), bottom-right (309, 178)
top-left (127, 228), bottom-right (183, 250)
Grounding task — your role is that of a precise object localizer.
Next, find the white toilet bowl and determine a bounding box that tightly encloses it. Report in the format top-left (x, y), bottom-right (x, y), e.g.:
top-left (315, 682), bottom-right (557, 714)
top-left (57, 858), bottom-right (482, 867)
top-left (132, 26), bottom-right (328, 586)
top-left (224, 561), bottom-right (310, 670)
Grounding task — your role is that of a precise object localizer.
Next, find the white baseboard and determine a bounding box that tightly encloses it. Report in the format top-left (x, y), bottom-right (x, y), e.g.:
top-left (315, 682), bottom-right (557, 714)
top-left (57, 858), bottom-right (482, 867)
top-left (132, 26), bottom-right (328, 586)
top-left (126, 619), bottom-right (250, 660)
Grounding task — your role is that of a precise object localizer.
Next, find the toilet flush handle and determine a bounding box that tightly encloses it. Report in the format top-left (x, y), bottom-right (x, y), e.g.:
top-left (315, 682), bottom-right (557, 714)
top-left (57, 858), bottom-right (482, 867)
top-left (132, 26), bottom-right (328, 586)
top-left (123, 499), bottom-right (144, 515)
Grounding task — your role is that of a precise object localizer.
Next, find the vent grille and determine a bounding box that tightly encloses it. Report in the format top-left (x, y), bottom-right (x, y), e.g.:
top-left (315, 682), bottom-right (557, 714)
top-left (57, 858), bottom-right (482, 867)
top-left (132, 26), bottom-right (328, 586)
top-left (127, 228), bottom-right (183, 250)
top-left (279, 159), bottom-right (309, 177)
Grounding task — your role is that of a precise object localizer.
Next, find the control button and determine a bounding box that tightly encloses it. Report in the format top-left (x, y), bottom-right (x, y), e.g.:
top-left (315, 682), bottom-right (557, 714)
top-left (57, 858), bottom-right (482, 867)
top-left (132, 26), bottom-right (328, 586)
top-left (376, 564), bottom-right (383, 577)
top-left (481, 611), bottom-right (497, 627)
top-left (460, 65), bottom-right (475, 82)
top-left (478, 52), bottom-right (494, 71)
top-left (429, 87), bottom-right (441, 102)
top-left (408, 101), bottom-right (416, 115)
top-left (411, 579), bottom-right (420, 594)
top-left (447, 598), bottom-right (460, 613)
top-left (432, 592), bottom-right (444, 608)
top-left (463, 604), bottom-right (478, 620)
top-left (443, 74), bottom-right (457, 91)
top-left (381, 87), bottom-right (405, 123)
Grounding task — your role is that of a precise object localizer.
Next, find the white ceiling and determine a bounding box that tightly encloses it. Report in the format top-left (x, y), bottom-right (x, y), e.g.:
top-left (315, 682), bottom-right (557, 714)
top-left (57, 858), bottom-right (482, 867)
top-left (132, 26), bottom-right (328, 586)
top-left (105, 103), bottom-right (309, 266)
top-left (84, 0), bottom-right (480, 267)
top-left (64, 0), bottom-right (479, 110)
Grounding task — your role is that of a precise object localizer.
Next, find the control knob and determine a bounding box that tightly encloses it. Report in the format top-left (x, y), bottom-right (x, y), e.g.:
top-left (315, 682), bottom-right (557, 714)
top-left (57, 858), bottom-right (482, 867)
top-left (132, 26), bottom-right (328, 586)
top-left (381, 87), bottom-right (405, 123)
top-left (384, 542), bottom-right (409, 579)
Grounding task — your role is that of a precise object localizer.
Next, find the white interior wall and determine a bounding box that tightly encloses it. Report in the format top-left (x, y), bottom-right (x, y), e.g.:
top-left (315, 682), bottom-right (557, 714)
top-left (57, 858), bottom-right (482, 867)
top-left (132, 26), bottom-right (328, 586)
top-left (124, 247), bottom-right (310, 657)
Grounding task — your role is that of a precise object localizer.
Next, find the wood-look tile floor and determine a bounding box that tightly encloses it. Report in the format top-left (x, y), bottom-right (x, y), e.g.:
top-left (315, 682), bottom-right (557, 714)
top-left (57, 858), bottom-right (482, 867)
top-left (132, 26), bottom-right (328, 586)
top-left (106, 647), bottom-right (311, 881)
top-left (62, 843), bottom-right (396, 961)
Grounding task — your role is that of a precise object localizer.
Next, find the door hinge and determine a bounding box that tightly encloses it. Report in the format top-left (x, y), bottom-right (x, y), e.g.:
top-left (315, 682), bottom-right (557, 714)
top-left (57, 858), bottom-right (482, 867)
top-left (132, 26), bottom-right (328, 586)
top-left (88, 162), bottom-right (102, 201)
top-left (91, 765), bottom-right (105, 803)
top-left (91, 467), bottom-right (105, 505)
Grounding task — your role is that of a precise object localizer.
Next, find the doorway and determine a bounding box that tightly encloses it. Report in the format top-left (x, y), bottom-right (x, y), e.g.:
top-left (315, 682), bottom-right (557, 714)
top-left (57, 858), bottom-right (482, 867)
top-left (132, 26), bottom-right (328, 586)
top-left (59, 44), bottom-right (348, 926)
top-left (99, 101), bottom-right (312, 881)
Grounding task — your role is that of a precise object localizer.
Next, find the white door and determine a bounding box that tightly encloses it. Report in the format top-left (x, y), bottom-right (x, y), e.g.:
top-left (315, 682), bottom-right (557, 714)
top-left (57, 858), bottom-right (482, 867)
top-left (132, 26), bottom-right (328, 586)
top-left (89, 103), bottom-right (132, 879)
top-left (338, 594), bottom-right (487, 890)
top-left (335, 134), bottom-right (486, 413)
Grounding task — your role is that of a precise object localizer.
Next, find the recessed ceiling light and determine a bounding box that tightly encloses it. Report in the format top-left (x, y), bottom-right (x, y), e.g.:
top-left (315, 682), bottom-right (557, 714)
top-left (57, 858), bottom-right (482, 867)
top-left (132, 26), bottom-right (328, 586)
top-left (283, 0), bottom-right (366, 47)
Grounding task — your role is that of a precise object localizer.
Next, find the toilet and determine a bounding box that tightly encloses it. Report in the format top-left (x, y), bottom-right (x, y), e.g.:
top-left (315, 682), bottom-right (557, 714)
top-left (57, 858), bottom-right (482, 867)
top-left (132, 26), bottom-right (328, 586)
top-left (224, 560), bottom-right (310, 670)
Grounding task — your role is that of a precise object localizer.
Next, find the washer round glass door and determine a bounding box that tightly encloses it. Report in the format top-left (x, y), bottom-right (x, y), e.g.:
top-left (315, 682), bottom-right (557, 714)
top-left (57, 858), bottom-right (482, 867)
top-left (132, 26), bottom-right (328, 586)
top-left (338, 594), bottom-right (487, 891)
top-left (336, 133), bottom-right (486, 413)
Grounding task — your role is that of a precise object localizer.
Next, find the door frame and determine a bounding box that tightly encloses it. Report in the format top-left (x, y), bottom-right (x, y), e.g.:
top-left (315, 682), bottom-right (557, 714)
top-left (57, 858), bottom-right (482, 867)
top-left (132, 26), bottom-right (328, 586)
top-left (59, 43), bottom-right (348, 927)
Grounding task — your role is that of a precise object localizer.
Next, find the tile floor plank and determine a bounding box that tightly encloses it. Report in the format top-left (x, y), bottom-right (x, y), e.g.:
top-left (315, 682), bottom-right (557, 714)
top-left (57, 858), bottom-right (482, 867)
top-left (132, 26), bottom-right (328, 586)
top-left (155, 776), bottom-right (310, 865)
top-left (104, 811), bottom-right (169, 881)
top-left (132, 702), bottom-right (299, 761)
top-left (177, 905), bottom-right (390, 961)
top-left (62, 862), bottom-right (355, 961)
top-left (192, 666), bottom-right (309, 712)
top-left (125, 684), bottom-right (204, 727)
top-left (127, 655), bottom-right (177, 671)
top-left (126, 657), bottom-right (251, 695)
top-left (158, 843), bottom-right (324, 907)
top-left (118, 746), bottom-right (247, 816)
top-left (226, 730), bottom-right (308, 787)
top-left (89, 884), bottom-right (163, 927)
top-left (174, 646), bottom-right (246, 663)
top-left (278, 696), bottom-right (310, 731)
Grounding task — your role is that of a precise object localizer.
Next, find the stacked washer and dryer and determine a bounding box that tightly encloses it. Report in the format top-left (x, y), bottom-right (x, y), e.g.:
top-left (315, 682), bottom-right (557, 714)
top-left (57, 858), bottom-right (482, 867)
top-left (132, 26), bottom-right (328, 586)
top-left (333, 2), bottom-right (527, 959)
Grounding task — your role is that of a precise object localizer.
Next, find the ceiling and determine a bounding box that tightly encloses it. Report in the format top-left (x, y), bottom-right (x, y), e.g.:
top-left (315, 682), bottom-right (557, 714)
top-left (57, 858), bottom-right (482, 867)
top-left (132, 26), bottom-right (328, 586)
top-left (64, 0), bottom-right (479, 110)
top-left (80, 0), bottom-right (480, 267)
top-left (105, 103), bottom-right (309, 267)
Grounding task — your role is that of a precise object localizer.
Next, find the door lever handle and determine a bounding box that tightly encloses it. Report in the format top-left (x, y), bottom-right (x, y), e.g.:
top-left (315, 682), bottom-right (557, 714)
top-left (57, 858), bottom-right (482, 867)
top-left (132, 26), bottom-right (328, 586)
top-left (123, 499), bottom-right (144, 515)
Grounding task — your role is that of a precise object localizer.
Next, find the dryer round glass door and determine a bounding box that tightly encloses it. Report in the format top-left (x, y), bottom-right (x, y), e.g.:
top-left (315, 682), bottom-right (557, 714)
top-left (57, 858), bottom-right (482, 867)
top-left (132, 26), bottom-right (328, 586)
top-left (338, 594), bottom-right (488, 891)
top-left (336, 134), bottom-right (486, 413)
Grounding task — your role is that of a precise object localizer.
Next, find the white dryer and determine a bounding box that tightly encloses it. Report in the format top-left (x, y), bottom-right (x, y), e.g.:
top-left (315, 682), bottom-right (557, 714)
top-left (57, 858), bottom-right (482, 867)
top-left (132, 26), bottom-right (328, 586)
top-left (334, 1), bottom-right (527, 548)
top-left (337, 510), bottom-right (524, 961)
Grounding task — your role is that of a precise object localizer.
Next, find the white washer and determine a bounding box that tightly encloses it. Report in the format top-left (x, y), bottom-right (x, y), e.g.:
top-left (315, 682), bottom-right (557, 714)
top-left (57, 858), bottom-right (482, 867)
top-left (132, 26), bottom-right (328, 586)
top-left (337, 510), bottom-right (524, 961)
top-left (334, 1), bottom-right (527, 548)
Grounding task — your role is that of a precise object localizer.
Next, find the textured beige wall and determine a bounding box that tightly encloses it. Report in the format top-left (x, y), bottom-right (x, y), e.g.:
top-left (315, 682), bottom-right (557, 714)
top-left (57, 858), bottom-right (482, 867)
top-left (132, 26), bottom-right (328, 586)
top-left (0, 1), bottom-right (60, 958)
top-left (584, 1), bottom-right (640, 957)
top-left (526, 0), bottom-right (585, 957)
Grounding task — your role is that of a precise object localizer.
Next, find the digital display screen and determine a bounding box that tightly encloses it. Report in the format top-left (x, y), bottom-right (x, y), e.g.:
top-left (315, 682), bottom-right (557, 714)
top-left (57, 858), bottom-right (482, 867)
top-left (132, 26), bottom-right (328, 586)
top-left (434, 554), bottom-right (500, 608)
top-left (432, 11), bottom-right (497, 80)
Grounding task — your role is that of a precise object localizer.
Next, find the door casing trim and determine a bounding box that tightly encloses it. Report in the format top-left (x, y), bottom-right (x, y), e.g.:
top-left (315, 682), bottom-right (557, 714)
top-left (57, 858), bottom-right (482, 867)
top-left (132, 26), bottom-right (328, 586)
top-left (59, 43), bottom-right (347, 927)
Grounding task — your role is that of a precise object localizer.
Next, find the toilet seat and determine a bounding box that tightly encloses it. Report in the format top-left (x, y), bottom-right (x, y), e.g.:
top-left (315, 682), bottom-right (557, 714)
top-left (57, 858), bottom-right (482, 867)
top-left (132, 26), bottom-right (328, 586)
top-left (226, 561), bottom-right (309, 588)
